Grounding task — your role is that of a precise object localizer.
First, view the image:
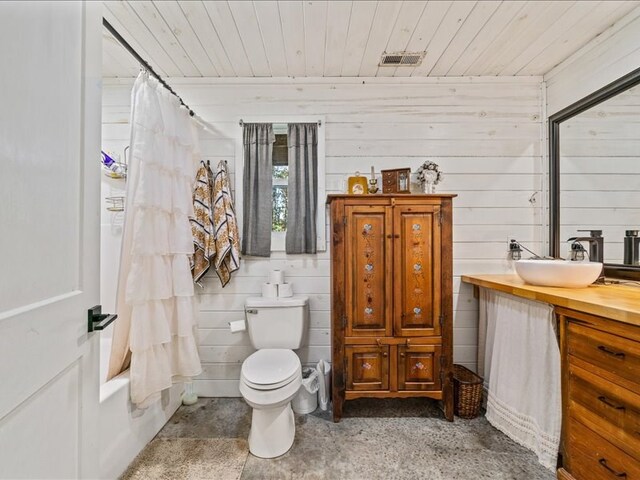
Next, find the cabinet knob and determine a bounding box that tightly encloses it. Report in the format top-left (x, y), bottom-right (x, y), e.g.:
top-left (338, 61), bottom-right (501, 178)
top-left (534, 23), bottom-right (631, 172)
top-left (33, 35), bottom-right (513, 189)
top-left (400, 352), bottom-right (405, 357)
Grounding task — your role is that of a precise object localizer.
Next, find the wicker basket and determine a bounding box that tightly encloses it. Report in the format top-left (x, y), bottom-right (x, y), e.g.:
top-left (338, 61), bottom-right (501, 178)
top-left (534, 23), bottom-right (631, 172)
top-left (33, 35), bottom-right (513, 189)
top-left (453, 364), bottom-right (484, 419)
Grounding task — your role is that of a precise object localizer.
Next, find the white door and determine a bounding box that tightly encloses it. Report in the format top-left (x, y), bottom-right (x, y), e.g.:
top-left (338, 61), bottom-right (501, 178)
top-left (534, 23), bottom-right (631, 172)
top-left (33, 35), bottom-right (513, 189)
top-left (0, 2), bottom-right (102, 478)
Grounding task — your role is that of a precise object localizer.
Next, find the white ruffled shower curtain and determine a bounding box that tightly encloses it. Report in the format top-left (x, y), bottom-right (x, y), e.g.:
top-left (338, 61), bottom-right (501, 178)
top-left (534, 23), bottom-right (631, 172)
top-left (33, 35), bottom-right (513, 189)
top-left (108, 72), bottom-right (202, 408)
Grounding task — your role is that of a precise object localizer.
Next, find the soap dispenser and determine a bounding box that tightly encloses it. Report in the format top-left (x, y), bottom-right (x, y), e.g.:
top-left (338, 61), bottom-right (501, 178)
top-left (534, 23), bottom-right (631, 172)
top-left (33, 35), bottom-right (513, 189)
top-left (623, 230), bottom-right (640, 265)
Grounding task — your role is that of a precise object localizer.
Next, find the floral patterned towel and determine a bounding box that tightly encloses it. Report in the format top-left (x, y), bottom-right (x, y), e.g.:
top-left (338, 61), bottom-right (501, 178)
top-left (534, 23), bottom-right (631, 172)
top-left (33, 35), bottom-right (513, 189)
top-left (190, 161), bottom-right (215, 285)
top-left (211, 160), bottom-right (240, 287)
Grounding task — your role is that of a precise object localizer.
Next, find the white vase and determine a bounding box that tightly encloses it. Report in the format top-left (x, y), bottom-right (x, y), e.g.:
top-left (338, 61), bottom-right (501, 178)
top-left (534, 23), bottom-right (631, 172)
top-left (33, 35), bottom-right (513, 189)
top-left (422, 182), bottom-right (435, 194)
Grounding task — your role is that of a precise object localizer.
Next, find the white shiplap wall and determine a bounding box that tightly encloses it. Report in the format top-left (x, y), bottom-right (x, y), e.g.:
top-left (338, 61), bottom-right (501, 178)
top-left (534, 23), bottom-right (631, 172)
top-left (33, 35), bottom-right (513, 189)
top-left (102, 77), bottom-right (543, 396)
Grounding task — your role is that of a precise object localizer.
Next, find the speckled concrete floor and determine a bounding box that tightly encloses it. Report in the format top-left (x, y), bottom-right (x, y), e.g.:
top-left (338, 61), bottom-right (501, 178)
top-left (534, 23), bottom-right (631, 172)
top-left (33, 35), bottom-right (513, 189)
top-left (122, 398), bottom-right (555, 480)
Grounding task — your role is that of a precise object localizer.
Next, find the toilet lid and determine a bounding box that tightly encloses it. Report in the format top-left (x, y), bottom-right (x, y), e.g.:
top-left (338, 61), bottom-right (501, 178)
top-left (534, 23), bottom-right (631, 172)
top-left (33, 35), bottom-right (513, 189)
top-left (241, 349), bottom-right (301, 387)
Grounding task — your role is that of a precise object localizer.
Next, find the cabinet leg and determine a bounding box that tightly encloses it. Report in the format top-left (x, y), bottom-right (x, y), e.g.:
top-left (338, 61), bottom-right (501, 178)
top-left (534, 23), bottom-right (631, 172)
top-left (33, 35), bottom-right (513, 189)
top-left (444, 383), bottom-right (454, 422)
top-left (332, 395), bottom-right (344, 423)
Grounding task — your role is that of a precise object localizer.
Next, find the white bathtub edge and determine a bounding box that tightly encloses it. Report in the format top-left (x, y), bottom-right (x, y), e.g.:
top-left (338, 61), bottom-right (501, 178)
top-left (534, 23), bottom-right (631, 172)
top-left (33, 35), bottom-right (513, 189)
top-left (98, 372), bottom-right (183, 480)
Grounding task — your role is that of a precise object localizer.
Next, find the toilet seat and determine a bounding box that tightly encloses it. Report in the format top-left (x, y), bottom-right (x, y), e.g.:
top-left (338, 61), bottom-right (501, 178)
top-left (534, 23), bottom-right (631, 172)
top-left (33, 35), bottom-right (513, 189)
top-left (241, 349), bottom-right (301, 390)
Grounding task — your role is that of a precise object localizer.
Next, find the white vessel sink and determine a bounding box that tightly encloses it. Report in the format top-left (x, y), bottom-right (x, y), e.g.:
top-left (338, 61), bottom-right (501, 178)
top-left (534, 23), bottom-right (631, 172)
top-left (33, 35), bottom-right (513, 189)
top-left (514, 259), bottom-right (603, 288)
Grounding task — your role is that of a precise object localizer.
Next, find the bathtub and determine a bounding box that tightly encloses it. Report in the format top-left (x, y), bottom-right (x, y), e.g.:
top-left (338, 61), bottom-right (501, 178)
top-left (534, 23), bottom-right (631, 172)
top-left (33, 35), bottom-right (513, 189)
top-left (98, 325), bottom-right (183, 479)
top-left (98, 200), bottom-right (183, 478)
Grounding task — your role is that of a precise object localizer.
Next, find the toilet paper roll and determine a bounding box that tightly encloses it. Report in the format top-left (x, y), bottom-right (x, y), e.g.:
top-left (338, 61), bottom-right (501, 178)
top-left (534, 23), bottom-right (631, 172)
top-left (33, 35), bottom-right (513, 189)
top-left (261, 282), bottom-right (278, 298)
top-left (269, 269), bottom-right (285, 285)
top-left (278, 282), bottom-right (293, 298)
top-left (229, 320), bottom-right (246, 333)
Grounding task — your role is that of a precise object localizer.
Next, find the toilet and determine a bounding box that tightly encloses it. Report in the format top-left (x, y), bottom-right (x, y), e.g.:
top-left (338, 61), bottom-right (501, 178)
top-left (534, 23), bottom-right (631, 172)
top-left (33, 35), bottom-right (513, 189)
top-left (239, 295), bottom-right (309, 458)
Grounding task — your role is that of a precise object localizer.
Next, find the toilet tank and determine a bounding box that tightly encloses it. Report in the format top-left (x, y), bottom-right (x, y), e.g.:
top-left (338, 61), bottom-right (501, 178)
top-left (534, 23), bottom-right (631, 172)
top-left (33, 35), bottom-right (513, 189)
top-left (244, 296), bottom-right (309, 349)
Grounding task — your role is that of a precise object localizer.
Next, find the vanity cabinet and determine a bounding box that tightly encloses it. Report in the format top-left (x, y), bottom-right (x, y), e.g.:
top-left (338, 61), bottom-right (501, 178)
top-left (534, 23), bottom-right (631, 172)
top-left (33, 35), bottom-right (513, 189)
top-left (328, 194), bottom-right (455, 422)
top-left (557, 307), bottom-right (640, 480)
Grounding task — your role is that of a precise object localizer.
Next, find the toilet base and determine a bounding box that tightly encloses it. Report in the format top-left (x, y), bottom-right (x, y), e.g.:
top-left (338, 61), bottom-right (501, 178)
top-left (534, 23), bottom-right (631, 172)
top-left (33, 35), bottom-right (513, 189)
top-left (248, 402), bottom-right (295, 458)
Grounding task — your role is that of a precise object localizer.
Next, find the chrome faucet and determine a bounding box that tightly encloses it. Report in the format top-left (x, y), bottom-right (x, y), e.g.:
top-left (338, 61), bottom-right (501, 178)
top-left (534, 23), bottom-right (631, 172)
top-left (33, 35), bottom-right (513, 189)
top-left (567, 229), bottom-right (604, 263)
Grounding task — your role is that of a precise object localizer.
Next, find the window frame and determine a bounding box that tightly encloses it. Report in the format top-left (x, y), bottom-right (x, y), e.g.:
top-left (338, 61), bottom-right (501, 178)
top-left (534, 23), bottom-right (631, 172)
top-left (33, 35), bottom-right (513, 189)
top-left (234, 115), bottom-right (327, 253)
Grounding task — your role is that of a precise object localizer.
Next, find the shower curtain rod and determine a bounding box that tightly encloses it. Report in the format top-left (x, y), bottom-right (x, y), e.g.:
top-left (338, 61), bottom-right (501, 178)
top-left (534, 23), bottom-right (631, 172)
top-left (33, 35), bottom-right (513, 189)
top-left (103, 18), bottom-right (195, 118)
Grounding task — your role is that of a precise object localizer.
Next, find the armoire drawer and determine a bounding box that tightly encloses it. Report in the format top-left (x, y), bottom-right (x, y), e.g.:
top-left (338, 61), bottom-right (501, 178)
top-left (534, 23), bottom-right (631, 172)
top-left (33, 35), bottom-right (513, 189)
top-left (567, 417), bottom-right (640, 480)
top-left (345, 345), bottom-right (389, 391)
top-left (568, 363), bottom-right (640, 460)
top-left (567, 321), bottom-right (640, 391)
top-left (397, 344), bottom-right (442, 391)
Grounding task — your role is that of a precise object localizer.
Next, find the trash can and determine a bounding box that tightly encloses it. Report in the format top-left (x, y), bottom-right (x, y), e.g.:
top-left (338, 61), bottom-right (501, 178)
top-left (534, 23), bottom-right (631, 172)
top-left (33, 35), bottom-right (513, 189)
top-left (453, 364), bottom-right (484, 419)
top-left (292, 367), bottom-right (319, 414)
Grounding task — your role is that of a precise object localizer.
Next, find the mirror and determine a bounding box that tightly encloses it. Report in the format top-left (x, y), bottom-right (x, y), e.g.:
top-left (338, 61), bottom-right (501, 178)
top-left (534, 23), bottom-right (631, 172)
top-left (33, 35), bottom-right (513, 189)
top-left (550, 67), bottom-right (640, 279)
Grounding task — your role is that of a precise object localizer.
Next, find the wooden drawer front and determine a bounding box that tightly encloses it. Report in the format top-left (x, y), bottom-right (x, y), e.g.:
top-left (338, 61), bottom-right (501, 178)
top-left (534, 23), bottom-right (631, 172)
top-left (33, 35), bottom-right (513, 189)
top-left (398, 344), bottom-right (442, 391)
top-left (568, 321), bottom-right (640, 391)
top-left (346, 345), bottom-right (389, 391)
top-left (557, 468), bottom-right (577, 480)
top-left (568, 363), bottom-right (640, 460)
top-left (567, 418), bottom-right (640, 480)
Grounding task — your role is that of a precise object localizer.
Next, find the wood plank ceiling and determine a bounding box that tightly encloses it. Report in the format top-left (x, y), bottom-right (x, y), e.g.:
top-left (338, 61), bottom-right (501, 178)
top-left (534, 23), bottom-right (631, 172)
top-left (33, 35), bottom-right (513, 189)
top-left (103, 0), bottom-right (640, 78)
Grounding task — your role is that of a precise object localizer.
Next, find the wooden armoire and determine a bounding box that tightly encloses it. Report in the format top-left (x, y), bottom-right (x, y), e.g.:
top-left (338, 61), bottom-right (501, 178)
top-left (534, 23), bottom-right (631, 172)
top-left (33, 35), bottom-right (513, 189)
top-left (327, 194), bottom-right (456, 422)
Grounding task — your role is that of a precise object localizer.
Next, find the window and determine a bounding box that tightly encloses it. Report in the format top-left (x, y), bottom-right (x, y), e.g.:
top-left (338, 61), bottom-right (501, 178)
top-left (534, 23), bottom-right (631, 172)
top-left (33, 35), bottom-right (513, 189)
top-left (235, 116), bottom-right (326, 253)
top-left (272, 127), bottom-right (288, 233)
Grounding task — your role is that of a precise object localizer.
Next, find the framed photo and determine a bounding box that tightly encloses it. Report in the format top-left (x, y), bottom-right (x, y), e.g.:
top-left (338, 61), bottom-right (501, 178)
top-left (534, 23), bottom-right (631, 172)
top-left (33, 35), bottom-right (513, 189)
top-left (381, 168), bottom-right (411, 193)
top-left (347, 175), bottom-right (368, 194)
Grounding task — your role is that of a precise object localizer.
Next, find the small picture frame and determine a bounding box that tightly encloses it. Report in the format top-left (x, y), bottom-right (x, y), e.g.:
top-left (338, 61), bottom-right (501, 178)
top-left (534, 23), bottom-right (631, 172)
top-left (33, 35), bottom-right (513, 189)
top-left (347, 174), bottom-right (368, 195)
top-left (381, 168), bottom-right (411, 193)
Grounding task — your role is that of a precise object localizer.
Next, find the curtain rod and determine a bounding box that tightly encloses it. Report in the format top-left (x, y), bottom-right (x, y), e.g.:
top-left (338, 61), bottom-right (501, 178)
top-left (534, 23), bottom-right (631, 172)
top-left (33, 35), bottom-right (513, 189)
top-left (103, 18), bottom-right (195, 118)
top-left (238, 120), bottom-right (322, 126)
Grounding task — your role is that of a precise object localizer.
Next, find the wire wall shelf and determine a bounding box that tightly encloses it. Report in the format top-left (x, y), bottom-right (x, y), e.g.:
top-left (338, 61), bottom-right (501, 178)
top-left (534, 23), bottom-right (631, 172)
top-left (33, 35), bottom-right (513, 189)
top-left (105, 196), bottom-right (125, 212)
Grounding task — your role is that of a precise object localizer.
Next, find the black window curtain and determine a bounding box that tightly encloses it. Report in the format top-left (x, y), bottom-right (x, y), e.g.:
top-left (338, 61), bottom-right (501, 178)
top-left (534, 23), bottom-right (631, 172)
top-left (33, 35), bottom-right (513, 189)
top-left (241, 123), bottom-right (274, 257)
top-left (286, 123), bottom-right (318, 254)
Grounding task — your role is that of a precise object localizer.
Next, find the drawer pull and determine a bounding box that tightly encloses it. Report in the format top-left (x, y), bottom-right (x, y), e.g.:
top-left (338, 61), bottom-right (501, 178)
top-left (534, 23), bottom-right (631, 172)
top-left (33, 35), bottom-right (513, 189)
top-left (598, 458), bottom-right (627, 478)
top-left (597, 345), bottom-right (626, 359)
top-left (570, 318), bottom-right (594, 327)
top-left (597, 395), bottom-right (626, 411)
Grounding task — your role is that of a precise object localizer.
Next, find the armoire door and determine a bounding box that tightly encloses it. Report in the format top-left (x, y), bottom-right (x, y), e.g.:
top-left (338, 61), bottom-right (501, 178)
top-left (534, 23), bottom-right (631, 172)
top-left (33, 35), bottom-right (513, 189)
top-left (393, 205), bottom-right (442, 337)
top-left (398, 344), bottom-right (442, 391)
top-left (344, 205), bottom-right (393, 337)
top-left (345, 345), bottom-right (390, 391)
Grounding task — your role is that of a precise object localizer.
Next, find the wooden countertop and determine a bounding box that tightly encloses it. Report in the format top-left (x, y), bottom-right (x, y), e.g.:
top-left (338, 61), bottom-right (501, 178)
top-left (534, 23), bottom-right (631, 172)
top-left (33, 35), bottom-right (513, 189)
top-left (461, 274), bottom-right (640, 327)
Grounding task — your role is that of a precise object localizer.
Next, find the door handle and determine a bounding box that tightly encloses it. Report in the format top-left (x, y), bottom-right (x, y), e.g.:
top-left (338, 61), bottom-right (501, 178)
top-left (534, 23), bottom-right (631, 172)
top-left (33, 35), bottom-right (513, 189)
top-left (88, 305), bottom-right (117, 333)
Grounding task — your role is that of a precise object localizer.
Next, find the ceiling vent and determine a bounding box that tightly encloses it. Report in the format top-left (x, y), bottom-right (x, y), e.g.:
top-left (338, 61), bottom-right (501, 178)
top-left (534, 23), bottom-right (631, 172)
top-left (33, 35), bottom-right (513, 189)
top-left (379, 51), bottom-right (425, 67)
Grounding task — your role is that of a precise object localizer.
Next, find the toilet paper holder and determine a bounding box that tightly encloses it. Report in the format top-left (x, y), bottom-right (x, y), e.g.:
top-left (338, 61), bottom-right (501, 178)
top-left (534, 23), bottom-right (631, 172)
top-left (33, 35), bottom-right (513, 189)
top-left (229, 319), bottom-right (247, 333)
